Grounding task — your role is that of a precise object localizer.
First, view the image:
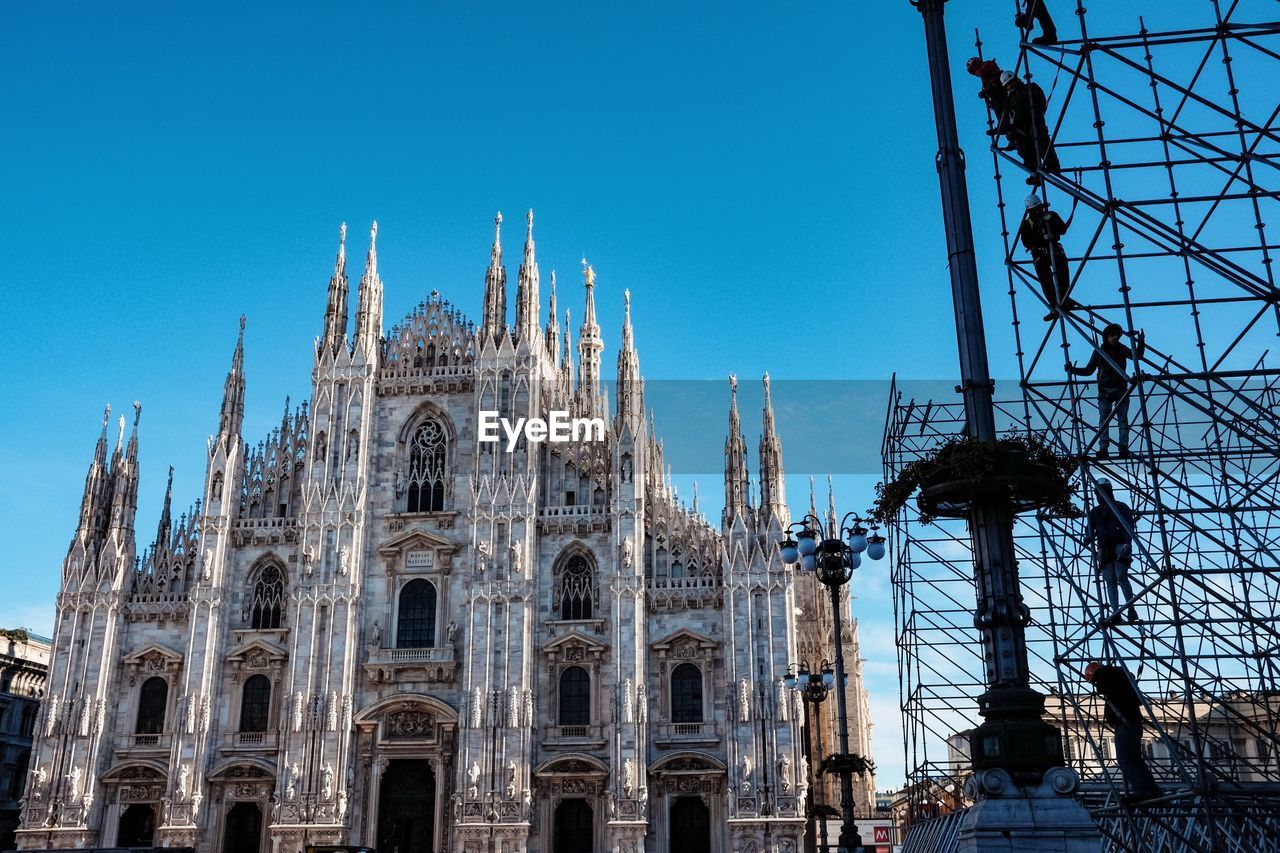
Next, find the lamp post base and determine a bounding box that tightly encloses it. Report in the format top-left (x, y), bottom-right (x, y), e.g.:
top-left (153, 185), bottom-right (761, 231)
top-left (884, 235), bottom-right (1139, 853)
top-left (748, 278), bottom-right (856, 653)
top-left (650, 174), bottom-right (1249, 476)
top-left (957, 767), bottom-right (1102, 853)
top-left (968, 685), bottom-right (1066, 785)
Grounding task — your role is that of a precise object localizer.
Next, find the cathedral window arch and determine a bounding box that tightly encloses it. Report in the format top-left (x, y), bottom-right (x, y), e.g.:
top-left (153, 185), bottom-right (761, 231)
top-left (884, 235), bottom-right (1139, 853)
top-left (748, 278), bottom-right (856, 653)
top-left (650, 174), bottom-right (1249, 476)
top-left (248, 563), bottom-right (286, 629)
top-left (396, 579), bottom-right (438, 648)
top-left (558, 665), bottom-right (590, 726)
top-left (9, 749), bottom-right (29, 799)
top-left (670, 662), bottom-right (704, 723)
top-left (238, 674), bottom-right (272, 732)
top-left (404, 414), bottom-right (450, 513)
top-left (554, 551), bottom-right (596, 621)
top-left (135, 676), bottom-right (168, 734)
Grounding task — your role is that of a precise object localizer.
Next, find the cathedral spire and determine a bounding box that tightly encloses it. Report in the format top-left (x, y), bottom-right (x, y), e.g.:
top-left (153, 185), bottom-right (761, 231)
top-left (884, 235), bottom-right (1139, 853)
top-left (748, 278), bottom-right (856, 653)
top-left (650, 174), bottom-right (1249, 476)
top-left (481, 212), bottom-right (508, 342)
top-left (515, 210), bottom-right (540, 343)
top-left (321, 222), bottom-right (349, 358)
top-left (217, 316), bottom-right (246, 449)
top-left (759, 373), bottom-right (787, 523)
top-left (616, 289), bottom-right (642, 424)
top-left (545, 270), bottom-right (560, 362)
top-left (74, 405), bottom-right (113, 544)
top-left (155, 465), bottom-right (174, 551)
top-left (354, 221), bottom-right (383, 356)
top-left (108, 403), bottom-right (142, 537)
top-left (561, 308), bottom-right (575, 389)
top-left (723, 374), bottom-right (750, 527)
top-left (827, 475), bottom-right (837, 530)
top-left (577, 260), bottom-right (603, 412)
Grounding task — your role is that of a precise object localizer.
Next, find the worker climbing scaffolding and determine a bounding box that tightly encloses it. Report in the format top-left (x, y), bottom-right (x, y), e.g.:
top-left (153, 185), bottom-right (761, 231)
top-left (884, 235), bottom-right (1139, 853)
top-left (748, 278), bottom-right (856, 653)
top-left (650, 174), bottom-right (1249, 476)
top-left (1018, 194), bottom-right (1079, 320)
top-left (1066, 323), bottom-right (1145, 459)
top-left (1083, 479), bottom-right (1139, 624)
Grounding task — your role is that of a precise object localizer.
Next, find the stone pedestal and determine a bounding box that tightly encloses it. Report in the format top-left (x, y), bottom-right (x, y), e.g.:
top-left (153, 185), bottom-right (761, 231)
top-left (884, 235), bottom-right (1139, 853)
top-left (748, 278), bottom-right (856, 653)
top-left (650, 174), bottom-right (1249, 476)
top-left (957, 768), bottom-right (1102, 853)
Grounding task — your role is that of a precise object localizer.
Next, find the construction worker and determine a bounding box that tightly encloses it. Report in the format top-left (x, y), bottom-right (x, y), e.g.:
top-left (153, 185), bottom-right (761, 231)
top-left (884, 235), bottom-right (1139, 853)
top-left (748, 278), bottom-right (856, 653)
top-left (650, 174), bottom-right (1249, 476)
top-left (1019, 195), bottom-right (1080, 320)
top-left (1016, 0), bottom-right (1059, 46)
top-left (966, 56), bottom-right (1008, 118)
top-left (1066, 322), bottom-right (1146, 458)
top-left (1084, 662), bottom-right (1163, 801)
top-left (1085, 479), bottom-right (1139, 623)
top-left (1001, 71), bottom-right (1061, 184)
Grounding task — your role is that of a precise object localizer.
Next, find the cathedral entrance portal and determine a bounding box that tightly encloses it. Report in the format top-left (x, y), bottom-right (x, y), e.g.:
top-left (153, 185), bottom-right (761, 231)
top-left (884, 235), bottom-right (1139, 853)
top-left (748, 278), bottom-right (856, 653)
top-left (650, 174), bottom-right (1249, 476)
top-left (222, 802), bottom-right (264, 853)
top-left (553, 798), bottom-right (593, 853)
top-left (116, 803), bottom-right (156, 845)
top-left (669, 797), bottom-right (711, 853)
top-left (377, 759), bottom-right (437, 853)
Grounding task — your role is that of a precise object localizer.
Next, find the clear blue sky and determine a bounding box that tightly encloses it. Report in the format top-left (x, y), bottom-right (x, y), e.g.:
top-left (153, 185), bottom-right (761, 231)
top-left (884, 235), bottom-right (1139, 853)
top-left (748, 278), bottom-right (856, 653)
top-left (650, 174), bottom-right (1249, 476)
top-left (0, 0), bottom-right (1231, 787)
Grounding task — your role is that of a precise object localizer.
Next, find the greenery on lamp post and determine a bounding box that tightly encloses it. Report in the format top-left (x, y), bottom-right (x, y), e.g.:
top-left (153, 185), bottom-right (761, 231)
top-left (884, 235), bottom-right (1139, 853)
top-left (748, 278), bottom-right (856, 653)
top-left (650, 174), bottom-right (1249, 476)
top-left (870, 433), bottom-right (1080, 526)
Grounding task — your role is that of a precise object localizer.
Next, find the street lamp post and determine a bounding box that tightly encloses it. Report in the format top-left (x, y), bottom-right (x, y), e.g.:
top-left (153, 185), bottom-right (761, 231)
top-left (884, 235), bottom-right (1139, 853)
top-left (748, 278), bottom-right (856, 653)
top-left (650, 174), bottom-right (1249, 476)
top-left (909, 0), bottom-right (1068, 787)
top-left (781, 513), bottom-right (886, 853)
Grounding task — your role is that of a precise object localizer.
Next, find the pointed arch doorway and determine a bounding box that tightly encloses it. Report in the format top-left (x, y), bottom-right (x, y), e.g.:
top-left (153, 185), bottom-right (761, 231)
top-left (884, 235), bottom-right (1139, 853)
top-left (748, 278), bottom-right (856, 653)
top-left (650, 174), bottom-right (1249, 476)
top-left (377, 759), bottom-right (437, 853)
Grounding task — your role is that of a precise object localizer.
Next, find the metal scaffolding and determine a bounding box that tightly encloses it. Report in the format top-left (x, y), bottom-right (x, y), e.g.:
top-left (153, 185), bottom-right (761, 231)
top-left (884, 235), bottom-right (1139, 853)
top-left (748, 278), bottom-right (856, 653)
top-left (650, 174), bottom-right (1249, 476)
top-left (888, 2), bottom-right (1280, 850)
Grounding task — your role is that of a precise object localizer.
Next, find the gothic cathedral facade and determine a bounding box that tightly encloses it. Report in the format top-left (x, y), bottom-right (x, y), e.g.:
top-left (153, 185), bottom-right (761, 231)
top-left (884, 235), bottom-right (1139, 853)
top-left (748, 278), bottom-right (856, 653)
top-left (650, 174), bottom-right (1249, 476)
top-left (17, 215), bottom-right (873, 853)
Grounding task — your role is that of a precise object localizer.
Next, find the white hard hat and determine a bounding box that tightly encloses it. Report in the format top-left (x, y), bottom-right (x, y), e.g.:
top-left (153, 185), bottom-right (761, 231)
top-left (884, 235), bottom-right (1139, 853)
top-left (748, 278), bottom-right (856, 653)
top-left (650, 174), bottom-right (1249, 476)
top-left (1096, 478), bottom-right (1112, 490)
top-left (1000, 70), bottom-right (1016, 86)
top-left (1026, 194), bottom-right (1044, 210)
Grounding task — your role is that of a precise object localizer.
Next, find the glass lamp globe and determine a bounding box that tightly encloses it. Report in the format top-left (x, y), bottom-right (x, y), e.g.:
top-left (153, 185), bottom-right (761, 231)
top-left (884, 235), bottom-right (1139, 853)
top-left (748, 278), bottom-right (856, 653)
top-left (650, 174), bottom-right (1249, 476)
top-left (867, 534), bottom-right (887, 561)
top-left (780, 540), bottom-right (800, 564)
top-left (797, 531), bottom-right (819, 557)
top-left (849, 550), bottom-right (862, 570)
top-left (847, 526), bottom-right (868, 554)
top-left (801, 555), bottom-right (816, 572)
top-left (822, 669), bottom-right (836, 689)
top-left (783, 672), bottom-right (797, 691)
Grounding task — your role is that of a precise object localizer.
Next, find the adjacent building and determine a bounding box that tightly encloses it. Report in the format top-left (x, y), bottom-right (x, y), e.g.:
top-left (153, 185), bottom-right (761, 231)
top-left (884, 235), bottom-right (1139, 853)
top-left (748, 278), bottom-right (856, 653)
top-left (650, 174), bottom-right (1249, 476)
top-left (1, 629), bottom-right (50, 849)
top-left (16, 216), bottom-right (874, 853)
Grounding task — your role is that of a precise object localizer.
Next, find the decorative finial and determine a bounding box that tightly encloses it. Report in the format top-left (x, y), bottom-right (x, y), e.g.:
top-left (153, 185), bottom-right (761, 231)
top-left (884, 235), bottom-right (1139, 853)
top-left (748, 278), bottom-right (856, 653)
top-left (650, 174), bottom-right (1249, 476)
top-left (239, 314), bottom-right (247, 334)
top-left (583, 263), bottom-right (596, 289)
top-left (624, 289), bottom-right (631, 312)
top-left (102, 404), bottom-right (111, 428)
top-left (526, 209), bottom-right (533, 237)
top-left (117, 415), bottom-right (126, 448)
top-left (132, 401), bottom-right (142, 425)
top-left (729, 373), bottom-right (738, 393)
top-left (370, 221), bottom-right (378, 248)
top-left (340, 222), bottom-right (347, 247)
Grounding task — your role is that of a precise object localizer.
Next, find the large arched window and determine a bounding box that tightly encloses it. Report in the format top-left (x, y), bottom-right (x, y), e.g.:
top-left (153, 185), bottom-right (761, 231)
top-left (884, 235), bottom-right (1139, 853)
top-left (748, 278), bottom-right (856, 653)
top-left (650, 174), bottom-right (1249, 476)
top-left (10, 749), bottom-right (29, 799)
top-left (671, 663), bottom-right (704, 723)
top-left (407, 417), bottom-right (448, 512)
top-left (20, 704), bottom-right (37, 737)
top-left (396, 579), bottom-right (438, 648)
top-left (239, 674), bottom-right (271, 732)
top-left (250, 564), bottom-right (285, 629)
top-left (558, 554), bottom-right (594, 620)
top-left (135, 677), bottom-right (168, 734)
top-left (559, 666), bottom-right (590, 726)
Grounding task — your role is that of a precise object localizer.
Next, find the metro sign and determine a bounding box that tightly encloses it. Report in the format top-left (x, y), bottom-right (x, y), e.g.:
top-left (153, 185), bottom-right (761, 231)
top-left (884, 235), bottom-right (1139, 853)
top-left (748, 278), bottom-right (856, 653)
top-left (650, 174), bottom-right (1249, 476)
top-left (874, 826), bottom-right (892, 844)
